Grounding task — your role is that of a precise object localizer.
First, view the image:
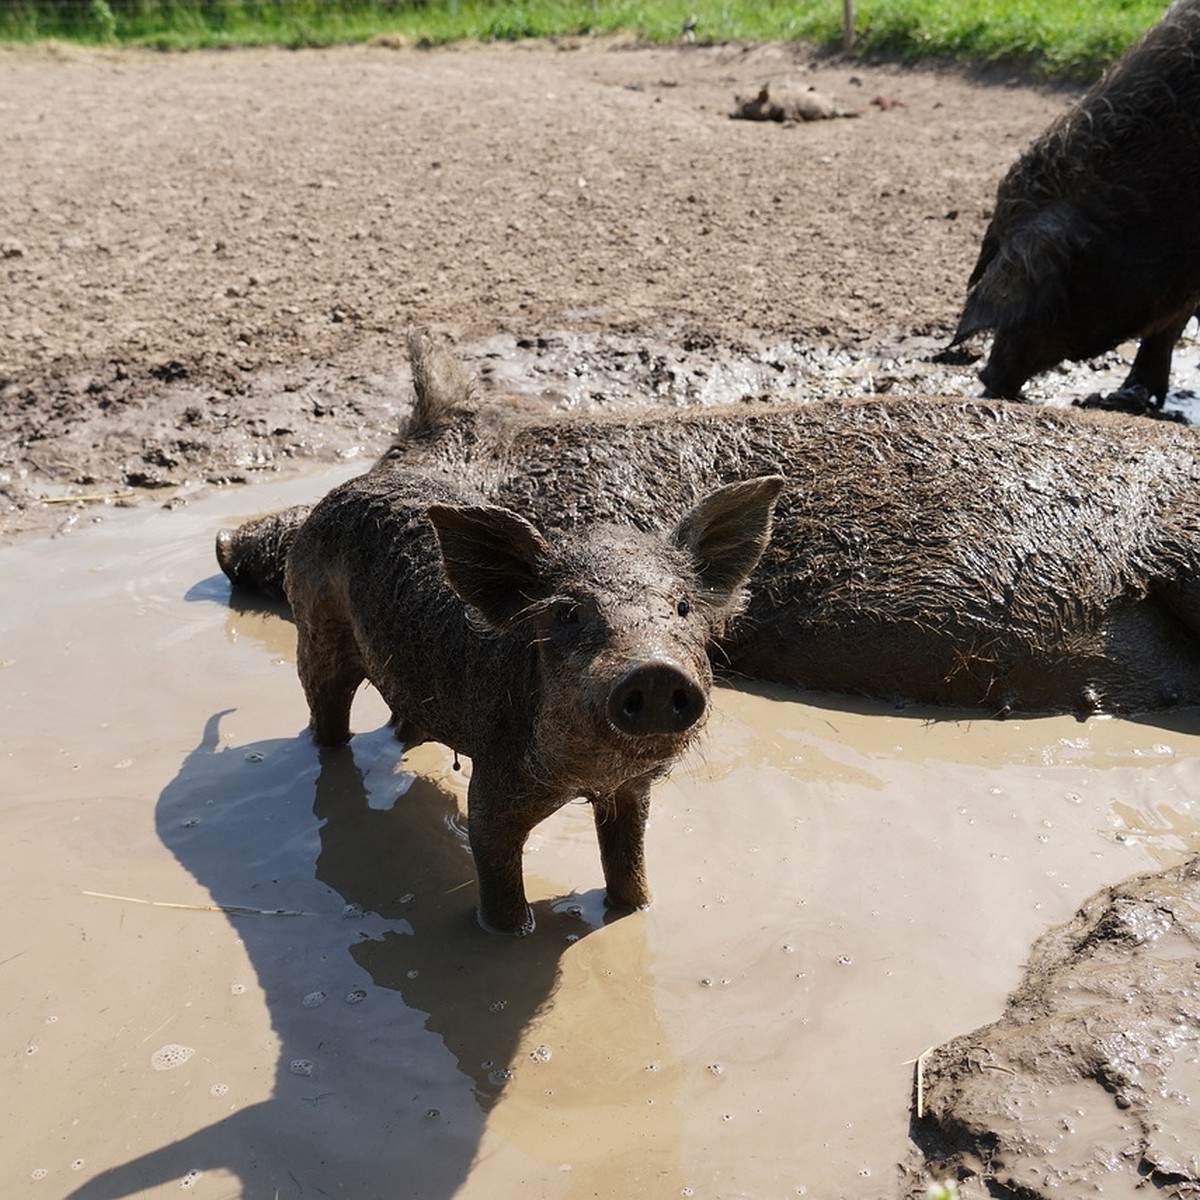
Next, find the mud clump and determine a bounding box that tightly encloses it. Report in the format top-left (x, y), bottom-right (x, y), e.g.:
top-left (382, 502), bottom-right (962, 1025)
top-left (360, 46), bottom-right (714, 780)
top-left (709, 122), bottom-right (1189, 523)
top-left (222, 332), bottom-right (1200, 717)
top-left (904, 856), bottom-right (1200, 1198)
top-left (951, 0), bottom-right (1200, 409)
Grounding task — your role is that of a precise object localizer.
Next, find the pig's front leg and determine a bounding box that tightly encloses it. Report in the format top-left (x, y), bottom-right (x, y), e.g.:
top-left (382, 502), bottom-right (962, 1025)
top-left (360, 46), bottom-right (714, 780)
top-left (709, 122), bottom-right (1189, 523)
top-left (466, 773), bottom-right (562, 937)
top-left (592, 779), bottom-right (653, 912)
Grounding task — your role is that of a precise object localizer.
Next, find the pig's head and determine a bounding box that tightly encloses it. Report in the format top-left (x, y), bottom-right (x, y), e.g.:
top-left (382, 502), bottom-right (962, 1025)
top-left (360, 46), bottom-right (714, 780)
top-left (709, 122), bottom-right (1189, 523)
top-left (427, 475), bottom-right (785, 793)
top-left (954, 207), bottom-right (1100, 398)
top-left (731, 85), bottom-right (777, 121)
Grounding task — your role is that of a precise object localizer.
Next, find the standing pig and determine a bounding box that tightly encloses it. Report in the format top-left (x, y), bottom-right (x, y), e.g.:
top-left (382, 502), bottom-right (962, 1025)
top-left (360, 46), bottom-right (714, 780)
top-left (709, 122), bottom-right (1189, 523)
top-left (950, 0), bottom-right (1200, 406)
top-left (247, 461), bottom-right (782, 935)
top-left (219, 331), bottom-right (1200, 718)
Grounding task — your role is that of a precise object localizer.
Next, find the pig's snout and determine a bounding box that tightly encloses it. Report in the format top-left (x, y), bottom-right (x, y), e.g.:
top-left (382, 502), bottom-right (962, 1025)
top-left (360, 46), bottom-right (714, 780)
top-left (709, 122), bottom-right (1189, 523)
top-left (608, 661), bottom-right (706, 737)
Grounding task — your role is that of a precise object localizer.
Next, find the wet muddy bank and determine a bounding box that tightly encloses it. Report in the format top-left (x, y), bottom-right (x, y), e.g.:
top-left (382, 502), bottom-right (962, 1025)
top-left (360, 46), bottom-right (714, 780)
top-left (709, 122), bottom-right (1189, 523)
top-left (9, 319), bottom-right (1200, 545)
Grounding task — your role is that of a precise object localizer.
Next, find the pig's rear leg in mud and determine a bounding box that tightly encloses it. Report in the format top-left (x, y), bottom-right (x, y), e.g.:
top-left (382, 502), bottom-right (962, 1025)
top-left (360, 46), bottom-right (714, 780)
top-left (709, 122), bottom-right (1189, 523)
top-left (294, 613), bottom-right (368, 748)
top-left (1081, 308), bottom-right (1197, 415)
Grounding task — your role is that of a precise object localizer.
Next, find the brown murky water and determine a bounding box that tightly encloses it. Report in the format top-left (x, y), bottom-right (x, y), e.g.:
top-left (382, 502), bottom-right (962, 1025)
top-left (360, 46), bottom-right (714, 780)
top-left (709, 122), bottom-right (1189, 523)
top-left (5, 469), bottom-right (1200, 1199)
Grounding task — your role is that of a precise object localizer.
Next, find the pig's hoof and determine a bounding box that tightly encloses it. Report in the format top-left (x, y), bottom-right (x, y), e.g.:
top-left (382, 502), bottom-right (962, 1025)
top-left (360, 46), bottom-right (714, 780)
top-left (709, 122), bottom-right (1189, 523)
top-left (1073, 384), bottom-right (1179, 418)
top-left (476, 905), bottom-right (536, 938)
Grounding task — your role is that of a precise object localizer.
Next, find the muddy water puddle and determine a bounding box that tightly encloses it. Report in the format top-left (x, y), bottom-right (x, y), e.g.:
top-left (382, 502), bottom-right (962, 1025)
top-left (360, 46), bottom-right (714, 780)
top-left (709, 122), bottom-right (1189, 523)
top-left (4, 470), bottom-right (1200, 1199)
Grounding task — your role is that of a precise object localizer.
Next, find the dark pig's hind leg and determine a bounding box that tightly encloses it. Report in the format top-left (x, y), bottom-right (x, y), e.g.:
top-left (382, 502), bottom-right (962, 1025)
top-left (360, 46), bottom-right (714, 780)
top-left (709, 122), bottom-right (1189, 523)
top-left (592, 780), bottom-right (653, 913)
top-left (1077, 308), bottom-right (1195, 417)
top-left (1121, 308), bottom-right (1196, 405)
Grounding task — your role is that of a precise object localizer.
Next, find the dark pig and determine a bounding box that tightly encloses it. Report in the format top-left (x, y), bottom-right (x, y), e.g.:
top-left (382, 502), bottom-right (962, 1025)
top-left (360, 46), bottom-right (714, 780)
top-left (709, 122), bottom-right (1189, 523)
top-left (233, 462), bottom-right (783, 935)
top-left (219, 332), bottom-right (1200, 718)
top-left (950, 1), bottom-right (1200, 406)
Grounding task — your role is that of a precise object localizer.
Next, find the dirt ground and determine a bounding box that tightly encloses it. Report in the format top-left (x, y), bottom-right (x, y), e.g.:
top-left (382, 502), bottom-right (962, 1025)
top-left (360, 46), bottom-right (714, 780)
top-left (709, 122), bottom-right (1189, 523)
top-left (0, 35), bottom-right (1082, 541)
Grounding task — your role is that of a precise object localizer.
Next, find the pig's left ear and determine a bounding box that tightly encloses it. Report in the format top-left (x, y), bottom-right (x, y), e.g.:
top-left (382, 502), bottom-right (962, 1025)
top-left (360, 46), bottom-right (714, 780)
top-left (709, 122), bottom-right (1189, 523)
top-left (427, 504), bottom-right (554, 629)
top-left (672, 476), bottom-right (785, 600)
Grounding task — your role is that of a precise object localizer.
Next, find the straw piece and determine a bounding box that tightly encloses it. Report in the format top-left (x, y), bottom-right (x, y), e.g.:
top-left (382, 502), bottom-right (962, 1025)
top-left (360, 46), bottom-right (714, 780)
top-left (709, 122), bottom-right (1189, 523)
top-left (41, 491), bottom-right (136, 505)
top-left (82, 890), bottom-right (313, 917)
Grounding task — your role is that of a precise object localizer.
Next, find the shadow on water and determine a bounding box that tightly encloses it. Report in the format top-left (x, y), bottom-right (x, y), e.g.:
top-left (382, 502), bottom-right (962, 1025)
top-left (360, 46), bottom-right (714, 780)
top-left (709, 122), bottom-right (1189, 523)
top-left (66, 705), bottom-right (608, 1199)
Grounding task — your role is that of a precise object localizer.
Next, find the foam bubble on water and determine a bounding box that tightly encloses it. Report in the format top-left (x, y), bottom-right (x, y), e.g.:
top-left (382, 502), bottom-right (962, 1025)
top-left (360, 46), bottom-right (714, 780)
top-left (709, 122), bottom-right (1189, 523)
top-left (487, 1066), bottom-right (514, 1086)
top-left (210, 1083), bottom-right (229, 1097)
top-left (230, 983), bottom-right (246, 996)
top-left (26, 1043), bottom-right (39, 1056)
top-left (31, 1168), bottom-right (47, 1180)
top-left (301, 991), bottom-right (326, 1008)
top-left (425, 1109), bottom-right (440, 1119)
top-left (488, 999), bottom-right (507, 1013)
top-left (151, 1044), bottom-right (195, 1071)
top-left (180, 1169), bottom-right (202, 1190)
top-left (345, 989), bottom-right (367, 1004)
top-left (707, 1062), bottom-right (724, 1076)
top-left (289, 1059), bottom-right (314, 1077)
top-left (244, 751), bottom-right (265, 763)
top-left (44, 1015), bottom-right (58, 1025)
top-left (528, 1045), bottom-right (551, 1064)
top-left (71, 1159), bottom-right (85, 1171)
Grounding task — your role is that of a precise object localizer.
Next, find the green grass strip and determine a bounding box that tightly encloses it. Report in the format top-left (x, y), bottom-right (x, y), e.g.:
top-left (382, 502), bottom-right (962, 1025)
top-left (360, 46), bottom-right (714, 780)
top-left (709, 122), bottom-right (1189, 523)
top-left (0, 0), bottom-right (1169, 79)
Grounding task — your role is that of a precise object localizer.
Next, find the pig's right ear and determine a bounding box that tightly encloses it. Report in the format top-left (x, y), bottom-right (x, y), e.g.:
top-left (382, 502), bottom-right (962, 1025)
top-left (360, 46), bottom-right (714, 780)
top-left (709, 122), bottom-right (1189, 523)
top-left (672, 475), bottom-right (786, 601)
top-left (427, 504), bottom-right (553, 629)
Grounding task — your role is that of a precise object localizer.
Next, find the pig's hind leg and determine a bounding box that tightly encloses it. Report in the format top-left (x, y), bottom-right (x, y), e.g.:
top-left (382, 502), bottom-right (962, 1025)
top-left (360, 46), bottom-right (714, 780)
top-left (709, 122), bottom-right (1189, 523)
top-left (1077, 309), bottom-right (1194, 417)
top-left (294, 613), bottom-right (367, 747)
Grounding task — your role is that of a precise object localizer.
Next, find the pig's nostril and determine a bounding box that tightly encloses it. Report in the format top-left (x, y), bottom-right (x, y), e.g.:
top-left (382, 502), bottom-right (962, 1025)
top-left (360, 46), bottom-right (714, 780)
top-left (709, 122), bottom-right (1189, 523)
top-left (609, 663), bottom-right (706, 737)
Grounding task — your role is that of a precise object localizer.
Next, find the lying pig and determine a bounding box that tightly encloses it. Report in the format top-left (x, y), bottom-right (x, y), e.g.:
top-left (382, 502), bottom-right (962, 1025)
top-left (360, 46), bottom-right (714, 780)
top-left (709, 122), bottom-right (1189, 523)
top-left (223, 460), bottom-right (783, 935)
top-left (730, 83), bottom-right (858, 122)
top-left (219, 331), bottom-right (1200, 719)
top-left (950, 0), bottom-right (1200, 406)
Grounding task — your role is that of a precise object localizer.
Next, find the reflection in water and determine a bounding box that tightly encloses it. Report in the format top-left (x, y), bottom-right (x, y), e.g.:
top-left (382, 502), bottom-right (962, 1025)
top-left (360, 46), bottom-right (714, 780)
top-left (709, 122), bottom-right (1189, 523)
top-left (312, 741), bottom-right (605, 1107)
top-left (66, 710), bottom-right (651, 1198)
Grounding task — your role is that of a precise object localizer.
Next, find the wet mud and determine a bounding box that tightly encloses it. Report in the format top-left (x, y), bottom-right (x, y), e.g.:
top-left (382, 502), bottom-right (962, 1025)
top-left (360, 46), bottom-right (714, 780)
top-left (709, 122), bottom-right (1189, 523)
top-left (904, 857), bottom-right (1200, 1198)
top-left (5, 471), bottom-right (1200, 1197)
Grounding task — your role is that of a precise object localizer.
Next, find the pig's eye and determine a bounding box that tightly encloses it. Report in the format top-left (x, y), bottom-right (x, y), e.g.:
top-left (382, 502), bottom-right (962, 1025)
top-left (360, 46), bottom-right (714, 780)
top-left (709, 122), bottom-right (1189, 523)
top-left (556, 603), bottom-right (580, 627)
top-left (676, 598), bottom-right (691, 618)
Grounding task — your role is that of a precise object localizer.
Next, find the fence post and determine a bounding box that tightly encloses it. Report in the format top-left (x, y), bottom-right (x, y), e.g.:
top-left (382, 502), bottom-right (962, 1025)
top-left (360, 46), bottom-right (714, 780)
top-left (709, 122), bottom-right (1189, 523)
top-left (843, 0), bottom-right (856, 51)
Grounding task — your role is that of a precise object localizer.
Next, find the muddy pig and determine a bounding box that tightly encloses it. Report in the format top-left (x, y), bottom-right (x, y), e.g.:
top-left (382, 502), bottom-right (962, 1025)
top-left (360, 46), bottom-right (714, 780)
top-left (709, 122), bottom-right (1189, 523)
top-left (950, 0), bottom-right (1200, 407)
top-left (226, 461), bottom-right (782, 935)
top-left (220, 331), bottom-right (1200, 718)
top-left (730, 83), bottom-right (858, 122)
